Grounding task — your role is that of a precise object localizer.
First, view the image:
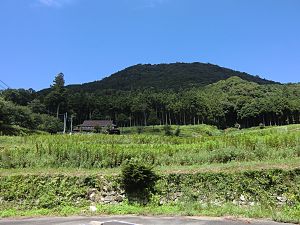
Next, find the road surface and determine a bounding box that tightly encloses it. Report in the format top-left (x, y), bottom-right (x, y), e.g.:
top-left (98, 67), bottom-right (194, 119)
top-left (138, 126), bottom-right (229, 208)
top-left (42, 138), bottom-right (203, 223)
top-left (0, 216), bottom-right (295, 225)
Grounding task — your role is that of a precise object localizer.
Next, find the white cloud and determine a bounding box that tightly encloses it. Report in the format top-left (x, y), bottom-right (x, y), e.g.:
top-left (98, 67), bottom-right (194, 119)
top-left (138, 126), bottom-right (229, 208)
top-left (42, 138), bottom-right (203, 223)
top-left (37, 0), bottom-right (75, 8)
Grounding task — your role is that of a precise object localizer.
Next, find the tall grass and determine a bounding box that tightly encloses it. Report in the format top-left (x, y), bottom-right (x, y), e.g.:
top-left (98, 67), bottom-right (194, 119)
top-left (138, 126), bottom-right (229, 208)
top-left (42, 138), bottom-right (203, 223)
top-left (0, 125), bottom-right (299, 169)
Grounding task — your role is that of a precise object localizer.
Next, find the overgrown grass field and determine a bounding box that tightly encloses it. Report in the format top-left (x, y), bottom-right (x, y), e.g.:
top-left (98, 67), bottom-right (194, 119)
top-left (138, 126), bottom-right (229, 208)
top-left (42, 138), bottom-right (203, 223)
top-left (0, 124), bottom-right (299, 170)
top-left (1, 124), bottom-right (300, 222)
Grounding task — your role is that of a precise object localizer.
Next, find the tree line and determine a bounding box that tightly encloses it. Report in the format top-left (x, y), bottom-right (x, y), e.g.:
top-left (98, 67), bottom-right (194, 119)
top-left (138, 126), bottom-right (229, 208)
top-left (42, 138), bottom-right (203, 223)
top-left (1, 73), bottom-right (299, 133)
top-left (0, 76), bottom-right (64, 134)
top-left (0, 96), bottom-right (62, 134)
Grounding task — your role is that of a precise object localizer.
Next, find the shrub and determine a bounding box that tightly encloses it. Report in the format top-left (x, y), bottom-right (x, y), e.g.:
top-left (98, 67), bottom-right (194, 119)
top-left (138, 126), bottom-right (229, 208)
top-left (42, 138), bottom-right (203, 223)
top-left (174, 127), bottom-right (181, 136)
top-left (136, 126), bottom-right (144, 134)
top-left (94, 125), bottom-right (102, 133)
top-left (259, 123), bottom-right (265, 129)
top-left (121, 159), bottom-right (159, 204)
top-left (36, 114), bottom-right (63, 134)
top-left (163, 125), bottom-right (172, 136)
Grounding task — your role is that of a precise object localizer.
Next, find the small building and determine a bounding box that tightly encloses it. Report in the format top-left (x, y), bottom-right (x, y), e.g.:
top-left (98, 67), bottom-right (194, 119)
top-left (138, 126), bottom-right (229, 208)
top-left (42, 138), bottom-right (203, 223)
top-left (74, 120), bottom-right (116, 132)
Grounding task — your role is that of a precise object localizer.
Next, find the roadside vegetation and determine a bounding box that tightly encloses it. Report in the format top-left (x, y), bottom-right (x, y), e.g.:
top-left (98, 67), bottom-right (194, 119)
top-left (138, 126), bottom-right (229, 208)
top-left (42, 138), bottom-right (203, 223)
top-left (1, 203), bottom-right (299, 224)
top-left (0, 124), bottom-right (299, 223)
top-left (0, 168), bottom-right (299, 223)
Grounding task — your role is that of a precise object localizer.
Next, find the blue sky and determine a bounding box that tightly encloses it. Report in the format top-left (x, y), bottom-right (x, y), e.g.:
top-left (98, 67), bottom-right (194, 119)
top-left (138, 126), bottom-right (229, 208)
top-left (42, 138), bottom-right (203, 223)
top-left (0, 0), bottom-right (299, 90)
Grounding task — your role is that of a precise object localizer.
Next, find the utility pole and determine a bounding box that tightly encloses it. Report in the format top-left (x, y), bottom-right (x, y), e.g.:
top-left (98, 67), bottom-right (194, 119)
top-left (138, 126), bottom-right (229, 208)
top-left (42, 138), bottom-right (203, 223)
top-left (70, 115), bottom-right (73, 133)
top-left (63, 112), bottom-right (68, 134)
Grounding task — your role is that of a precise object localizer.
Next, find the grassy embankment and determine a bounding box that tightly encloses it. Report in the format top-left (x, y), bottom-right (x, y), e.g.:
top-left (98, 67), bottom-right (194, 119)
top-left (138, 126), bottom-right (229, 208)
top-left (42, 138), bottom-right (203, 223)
top-left (0, 124), bottom-right (299, 222)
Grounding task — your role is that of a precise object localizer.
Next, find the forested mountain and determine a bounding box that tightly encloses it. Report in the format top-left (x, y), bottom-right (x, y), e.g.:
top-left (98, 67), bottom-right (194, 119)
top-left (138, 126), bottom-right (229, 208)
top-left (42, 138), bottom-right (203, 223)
top-left (1, 63), bottom-right (299, 133)
top-left (61, 62), bottom-right (276, 93)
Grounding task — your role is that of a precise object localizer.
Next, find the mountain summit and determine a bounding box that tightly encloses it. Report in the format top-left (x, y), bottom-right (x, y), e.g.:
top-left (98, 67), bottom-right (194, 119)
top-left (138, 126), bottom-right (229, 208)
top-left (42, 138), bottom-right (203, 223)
top-left (66, 62), bottom-right (277, 92)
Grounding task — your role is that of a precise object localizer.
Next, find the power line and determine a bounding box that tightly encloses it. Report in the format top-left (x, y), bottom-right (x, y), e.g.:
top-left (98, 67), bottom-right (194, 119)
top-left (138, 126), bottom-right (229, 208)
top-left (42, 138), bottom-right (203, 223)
top-left (0, 79), bottom-right (10, 89)
top-left (0, 83), bottom-right (6, 90)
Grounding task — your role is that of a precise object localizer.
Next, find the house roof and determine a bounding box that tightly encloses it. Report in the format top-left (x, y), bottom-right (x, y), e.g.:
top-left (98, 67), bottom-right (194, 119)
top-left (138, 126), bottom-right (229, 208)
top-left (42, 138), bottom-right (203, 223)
top-left (80, 120), bottom-right (114, 127)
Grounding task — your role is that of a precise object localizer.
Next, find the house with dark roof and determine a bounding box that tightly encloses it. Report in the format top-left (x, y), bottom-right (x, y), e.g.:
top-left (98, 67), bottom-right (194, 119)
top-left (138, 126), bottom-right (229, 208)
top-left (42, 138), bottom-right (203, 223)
top-left (74, 120), bottom-right (116, 132)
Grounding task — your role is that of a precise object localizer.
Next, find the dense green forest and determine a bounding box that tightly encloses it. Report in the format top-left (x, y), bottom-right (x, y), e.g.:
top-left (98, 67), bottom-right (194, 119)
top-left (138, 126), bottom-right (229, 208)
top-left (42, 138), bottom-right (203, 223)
top-left (1, 63), bottom-right (299, 133)
top-left (0, 81), bottom-right (63, 135)
top-left (39, 62), bottom-right (276, 94)
top-left (0, 96), bottom-right (62, 135)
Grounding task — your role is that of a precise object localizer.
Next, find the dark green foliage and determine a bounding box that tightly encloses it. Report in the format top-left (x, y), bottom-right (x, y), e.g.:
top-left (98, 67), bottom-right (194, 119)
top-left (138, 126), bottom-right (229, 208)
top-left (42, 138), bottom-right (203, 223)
top-left (0, 175), bottom-right (101, 209)
top-left (36, 75), bottom-right (300, 130)
top-left (44, 73), bottom-right (67, 118)
top-left (0, 97), bottom-right (33, 129)
top-left (163, 125), bottom-right (172, 136)
top-left (147, 111), bottom-right (160, 126)
top-left (259, 123), bottom-right (265, 129)
top-left (94, 125), bottom-right (102, 133)
top-left (121, 159), bottom-right (159, 203)
top-left (136, 126), bottom-right (144, 134)
top-left (159, 169), bottom-right (300, 207)
top-left (51, 73), bottom-right (65, 89)
top-left (174, 127), bottom-right (181, 136)
top-left (0, 97), bottom-right (62, 135)
top-left (116, 113), bottom-right (129, 127)
top-left (35, 114), bottom-right (63, 133)
top-left (28, 99), bottom-right (46, 114)
top-left (1, 88), bottom-right (35, 106)
top-left (0, 169), bottom-right (299, 210)
top-left (64, 63), bottom-right (276, 92)
top-left (2, 64), bottom-right (300, 132)
top-left (0, 73), bottom-right (66, 135)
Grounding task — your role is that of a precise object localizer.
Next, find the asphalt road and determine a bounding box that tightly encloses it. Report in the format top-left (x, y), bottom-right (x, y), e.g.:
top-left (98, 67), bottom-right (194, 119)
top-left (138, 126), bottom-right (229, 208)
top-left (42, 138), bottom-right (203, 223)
top-left (0, 216), bottom-right (295, 225)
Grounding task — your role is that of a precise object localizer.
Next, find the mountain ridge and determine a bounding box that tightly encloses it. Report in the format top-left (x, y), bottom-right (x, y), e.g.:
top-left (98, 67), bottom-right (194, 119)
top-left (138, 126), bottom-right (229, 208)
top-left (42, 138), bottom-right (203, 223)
top-left (40, 62), bottom-right (278, 94)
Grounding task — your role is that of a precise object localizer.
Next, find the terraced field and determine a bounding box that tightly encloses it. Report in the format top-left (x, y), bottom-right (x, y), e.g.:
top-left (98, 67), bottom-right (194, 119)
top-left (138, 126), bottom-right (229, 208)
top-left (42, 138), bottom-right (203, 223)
top-left (0, 124), bottom-right (299, 171)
